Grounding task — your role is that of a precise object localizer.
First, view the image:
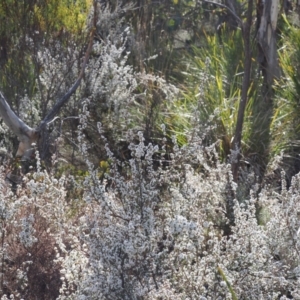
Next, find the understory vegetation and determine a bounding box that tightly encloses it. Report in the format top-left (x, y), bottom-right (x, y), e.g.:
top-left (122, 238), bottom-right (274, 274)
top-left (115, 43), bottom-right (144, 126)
top-left (1, 0), bottom-right (300, 299)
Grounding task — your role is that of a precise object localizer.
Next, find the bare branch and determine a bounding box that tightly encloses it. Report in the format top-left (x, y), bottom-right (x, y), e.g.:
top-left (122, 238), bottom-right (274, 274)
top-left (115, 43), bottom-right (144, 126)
top-left (231, 0), bottom-right (253, 181)
top-left (203, 0), bottom-right (243, 27)
top-left (0, 92), bottom-right (38, 158)
top-left (0, 92), bottom-right (33, 137)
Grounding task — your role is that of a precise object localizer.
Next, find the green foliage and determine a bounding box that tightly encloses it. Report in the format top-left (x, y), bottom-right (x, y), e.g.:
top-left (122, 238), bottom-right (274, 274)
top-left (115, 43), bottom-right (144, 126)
top-left (271, 17), bottom-right (300, 162)
top-left (3, 2), bottom-right (300, 298)
top-left (0, 0), bottom-right (91, 98)
top-left (33, 0), bottom-right (92, 34)
top-left (0, 0), bottom-right (91, 35)
top-left (174, 30), bottom-right (257, 157)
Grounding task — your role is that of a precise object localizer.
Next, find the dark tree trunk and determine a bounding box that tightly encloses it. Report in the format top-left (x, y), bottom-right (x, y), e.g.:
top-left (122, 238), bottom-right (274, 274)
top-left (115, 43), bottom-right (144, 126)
top-left (231, 0), bottom-right (253, 182)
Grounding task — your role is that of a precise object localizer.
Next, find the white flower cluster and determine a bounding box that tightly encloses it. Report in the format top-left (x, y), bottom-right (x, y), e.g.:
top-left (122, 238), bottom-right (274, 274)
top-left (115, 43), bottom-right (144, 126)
top-left (48, 128), bottom-right (300, 299)
top-left (18, 214), bottom-right (37, 248)
top-left (0, 164), bottom-right (68, 299)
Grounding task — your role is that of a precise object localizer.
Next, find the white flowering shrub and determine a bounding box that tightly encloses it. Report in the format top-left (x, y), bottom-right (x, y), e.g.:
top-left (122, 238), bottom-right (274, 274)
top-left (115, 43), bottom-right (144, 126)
top-left (50, 96), bottom-right (300, 299)
top-left (4, 136), bottom-right (300, 299)
top-left (83, 26), bottom-right (178, 159)
top-left (0, 162), bottom-right (68, 299)
top-left (2, 2), bottom-right (300, 300)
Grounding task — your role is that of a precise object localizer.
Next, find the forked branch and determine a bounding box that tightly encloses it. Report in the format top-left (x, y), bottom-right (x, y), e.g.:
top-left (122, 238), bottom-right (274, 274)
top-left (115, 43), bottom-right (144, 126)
top-left (0, 1), bottom-right (97, 159)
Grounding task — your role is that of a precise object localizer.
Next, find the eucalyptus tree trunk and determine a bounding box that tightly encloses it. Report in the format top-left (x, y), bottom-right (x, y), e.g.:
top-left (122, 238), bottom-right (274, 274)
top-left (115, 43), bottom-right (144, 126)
top-left (250, 0), bottom-right (280, 178)
top-left (257, 0), bottom-right (280, 86)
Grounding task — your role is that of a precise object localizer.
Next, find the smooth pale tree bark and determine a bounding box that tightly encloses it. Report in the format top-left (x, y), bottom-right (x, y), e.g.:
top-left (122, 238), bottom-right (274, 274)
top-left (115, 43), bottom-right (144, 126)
top-left (253, 0), bottom-right (280, 179)
top-left (257, 0), bottom-right (280, 86)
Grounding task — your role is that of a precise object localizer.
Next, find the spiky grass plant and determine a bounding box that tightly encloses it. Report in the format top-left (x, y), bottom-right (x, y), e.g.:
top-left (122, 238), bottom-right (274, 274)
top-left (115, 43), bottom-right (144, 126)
top-left (270, 16), bottom-right (300, 178)
top-left (173, 30), bottom-right (258, 159)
